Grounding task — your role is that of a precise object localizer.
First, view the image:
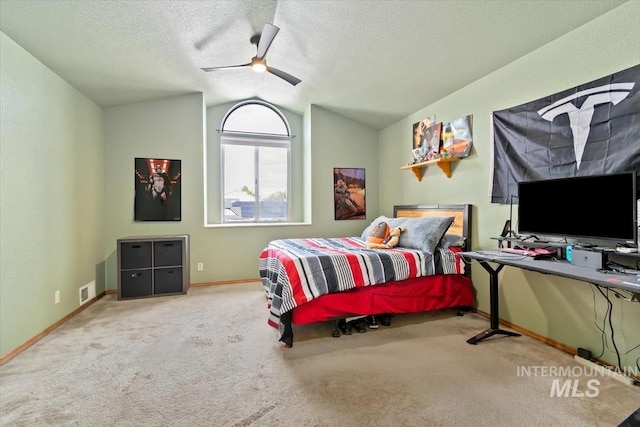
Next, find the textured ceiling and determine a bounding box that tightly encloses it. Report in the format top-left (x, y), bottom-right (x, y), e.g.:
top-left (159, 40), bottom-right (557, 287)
top-left (0, 0), bottom-right (628, 130)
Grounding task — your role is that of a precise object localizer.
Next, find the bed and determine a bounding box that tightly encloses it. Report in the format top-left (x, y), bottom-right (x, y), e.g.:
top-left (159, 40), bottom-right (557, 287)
top-left (259, 204), bottom-right (474, 347)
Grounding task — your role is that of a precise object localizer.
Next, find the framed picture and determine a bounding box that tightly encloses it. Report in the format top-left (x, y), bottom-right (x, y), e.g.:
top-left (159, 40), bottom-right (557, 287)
top-left (134, 158), bottom-right (182, 221)
top-left (333, 168), bottom-right (366, 220)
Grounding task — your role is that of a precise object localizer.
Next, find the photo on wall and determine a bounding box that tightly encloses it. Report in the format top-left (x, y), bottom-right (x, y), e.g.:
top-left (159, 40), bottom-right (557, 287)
top-left (411, 115), bottom-right (436, 162)
top-left (423, 122), bottom-right (442, 159)
top-left (441, 115), bottom-right (473, 158)
top-left (333, 168), bottom-right (366, 220)
top-left (134, 158), bottom-right (182, 221)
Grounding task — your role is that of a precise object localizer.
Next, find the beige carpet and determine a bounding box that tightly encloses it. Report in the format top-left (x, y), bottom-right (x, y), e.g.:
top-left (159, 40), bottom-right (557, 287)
top-left (1, 282), bottom-right (638, 427)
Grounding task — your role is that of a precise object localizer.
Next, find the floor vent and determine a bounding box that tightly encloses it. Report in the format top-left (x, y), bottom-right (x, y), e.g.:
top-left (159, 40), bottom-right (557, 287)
top-left (79, 281), bottom-right (96, 305)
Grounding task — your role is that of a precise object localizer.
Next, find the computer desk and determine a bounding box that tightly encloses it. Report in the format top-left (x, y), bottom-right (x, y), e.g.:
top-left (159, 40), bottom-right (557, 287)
top-left (458, 250), bottom-right (640, 345)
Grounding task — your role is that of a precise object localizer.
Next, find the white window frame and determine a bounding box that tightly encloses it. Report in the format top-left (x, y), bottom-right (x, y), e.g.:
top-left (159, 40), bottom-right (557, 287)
top-left (219, 101), bottom-right (293, 224)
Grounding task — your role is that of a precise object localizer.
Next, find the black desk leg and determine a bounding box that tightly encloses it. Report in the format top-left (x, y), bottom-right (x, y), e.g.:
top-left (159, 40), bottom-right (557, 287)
top-left (467, 261), bottom-right (521, 345)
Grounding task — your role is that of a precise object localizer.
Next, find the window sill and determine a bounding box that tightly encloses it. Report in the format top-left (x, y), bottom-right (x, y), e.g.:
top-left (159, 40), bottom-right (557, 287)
top-left (204, 221), bottom-right (312, 228)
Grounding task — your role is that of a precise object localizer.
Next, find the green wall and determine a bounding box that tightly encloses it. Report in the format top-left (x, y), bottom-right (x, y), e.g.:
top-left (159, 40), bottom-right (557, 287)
top-left (378, 1), bottom-right (640, 369)
top-left (1, 28), bottom-right (378, 360)
top-left (1, 32), bottom-right (105, 358)
top-left (102, 100), bottom-right (379, 288)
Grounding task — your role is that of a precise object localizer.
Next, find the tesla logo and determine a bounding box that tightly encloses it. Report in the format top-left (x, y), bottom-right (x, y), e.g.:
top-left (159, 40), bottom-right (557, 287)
top-left (538, 83), bottom-right (635, 169)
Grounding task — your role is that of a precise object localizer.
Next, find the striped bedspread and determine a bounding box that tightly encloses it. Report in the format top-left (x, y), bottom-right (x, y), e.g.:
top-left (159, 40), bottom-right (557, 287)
top-left (259, 237), bottom-right (448, 338)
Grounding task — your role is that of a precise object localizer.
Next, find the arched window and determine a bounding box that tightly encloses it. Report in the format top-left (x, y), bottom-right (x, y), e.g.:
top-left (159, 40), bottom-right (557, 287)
top-left (220, 100), bottom-right (291, 223)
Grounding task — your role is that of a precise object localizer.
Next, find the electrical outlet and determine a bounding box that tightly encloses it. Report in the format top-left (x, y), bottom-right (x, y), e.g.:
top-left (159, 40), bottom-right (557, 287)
top-left (54, 290), bottom-right (60, 304)
top-left (197, 262), bottom-right (204, 271)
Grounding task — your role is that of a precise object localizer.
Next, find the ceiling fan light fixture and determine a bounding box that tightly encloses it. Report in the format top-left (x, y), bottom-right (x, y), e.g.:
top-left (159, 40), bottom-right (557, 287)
top-left (250, 57), bottom-right (267, 73)
top-left (202, 23), bottom-right (300, 86)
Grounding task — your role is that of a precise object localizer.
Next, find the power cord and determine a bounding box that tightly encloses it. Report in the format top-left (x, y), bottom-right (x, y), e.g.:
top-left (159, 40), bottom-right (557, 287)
top-left (597, 286), bottom-right (622, 368)
top-left (624, 342), bottom-right (640, 355)
top-left (590, 286), bottom-right (611, 360)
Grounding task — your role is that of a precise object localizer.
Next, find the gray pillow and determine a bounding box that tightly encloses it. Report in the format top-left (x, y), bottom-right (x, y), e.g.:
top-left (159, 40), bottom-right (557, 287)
top-left (360, 215), bottom-right (390, 240)
top-left (438, 233), bottom-right (466, 249)
top-left (386, 216), bottom-right (455, 254)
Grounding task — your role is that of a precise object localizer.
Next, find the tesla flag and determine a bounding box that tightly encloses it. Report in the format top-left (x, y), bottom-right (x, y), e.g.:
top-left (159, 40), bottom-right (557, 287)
top-left (491, 64), bottom-right (640, 204)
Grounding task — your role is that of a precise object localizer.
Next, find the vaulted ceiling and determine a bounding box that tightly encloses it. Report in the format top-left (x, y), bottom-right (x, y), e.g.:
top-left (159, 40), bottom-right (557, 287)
top-left (0, 0), bottom-right (628, 130)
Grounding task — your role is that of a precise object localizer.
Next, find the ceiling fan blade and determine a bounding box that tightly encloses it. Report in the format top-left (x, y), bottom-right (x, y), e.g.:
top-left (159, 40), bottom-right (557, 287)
top-left (256, 23), bottom-right (279, 59)
top-left (201, 63), bottom-right (250, 72)
top-left (267, 66), bottom-right (301, 86)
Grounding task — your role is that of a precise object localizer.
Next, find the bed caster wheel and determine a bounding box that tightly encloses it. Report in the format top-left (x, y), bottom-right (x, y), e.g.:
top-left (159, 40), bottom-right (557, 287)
top-left (332, 329), bottom-right (341, 338)
top-left (457, 311), bottom-right (465, 316)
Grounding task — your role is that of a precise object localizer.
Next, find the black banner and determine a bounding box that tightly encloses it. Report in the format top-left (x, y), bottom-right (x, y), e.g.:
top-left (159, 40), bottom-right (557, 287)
top-left (491, 64), bottom-right (640, 203)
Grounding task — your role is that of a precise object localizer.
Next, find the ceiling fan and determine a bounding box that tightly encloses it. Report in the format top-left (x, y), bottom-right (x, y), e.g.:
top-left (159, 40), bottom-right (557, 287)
top-left (201, 22), bottom-right (301, 86)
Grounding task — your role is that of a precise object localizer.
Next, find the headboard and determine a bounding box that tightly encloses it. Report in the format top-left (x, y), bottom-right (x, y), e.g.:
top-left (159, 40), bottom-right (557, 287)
top-left (393, 204), bottom-right (472, 252)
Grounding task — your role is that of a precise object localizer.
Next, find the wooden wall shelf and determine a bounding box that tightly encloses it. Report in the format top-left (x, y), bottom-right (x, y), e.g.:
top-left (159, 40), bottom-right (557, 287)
top-left (401, 158), bottom-right (461, 181)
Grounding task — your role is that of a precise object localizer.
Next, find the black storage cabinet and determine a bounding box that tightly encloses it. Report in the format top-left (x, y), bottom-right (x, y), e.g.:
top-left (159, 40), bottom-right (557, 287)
top-left (117, 235), bottom-right (189, 300)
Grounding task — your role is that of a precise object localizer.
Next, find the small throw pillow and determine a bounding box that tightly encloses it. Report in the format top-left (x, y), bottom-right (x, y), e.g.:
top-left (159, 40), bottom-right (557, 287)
top-left (360, 215), bottom-right (389, 240)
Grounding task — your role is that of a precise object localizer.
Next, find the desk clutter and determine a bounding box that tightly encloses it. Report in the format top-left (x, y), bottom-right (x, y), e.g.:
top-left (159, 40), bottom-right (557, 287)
top-left (501, 246), bottom-right (556, 259)
top-left (490, 236), bottom-right (640, 277)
